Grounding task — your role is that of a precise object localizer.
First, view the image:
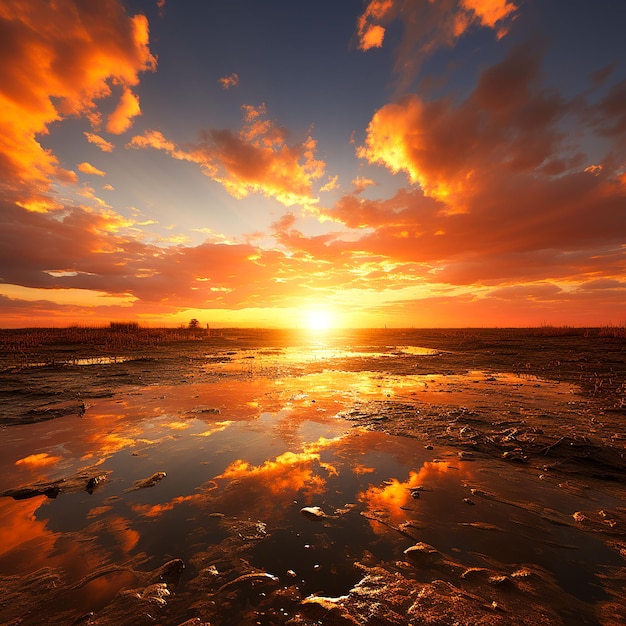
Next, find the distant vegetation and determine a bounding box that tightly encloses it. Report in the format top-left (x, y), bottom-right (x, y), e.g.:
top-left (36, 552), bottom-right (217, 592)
top-left (108, 321), bottom-right (140, 332)
top-left (0, 322), bottom-right (209, 369)
top-left (529, 325), bottom-right (626, 339)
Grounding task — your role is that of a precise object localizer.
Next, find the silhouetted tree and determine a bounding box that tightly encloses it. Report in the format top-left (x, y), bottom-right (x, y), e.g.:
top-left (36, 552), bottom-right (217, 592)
top-left (188, 318), bottom-right (200, 329)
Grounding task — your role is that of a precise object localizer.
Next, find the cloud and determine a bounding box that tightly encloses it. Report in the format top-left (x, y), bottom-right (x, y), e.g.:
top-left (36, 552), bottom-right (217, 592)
top-left (357, 44), bottom-right (570, 208)
top-left (129, 104), bottom-right (326, 207)
top-left (356, 0), bottom-right (517, 86)
top-left (320, 175), bottom-right (340, 193)
top-left (106, 86), bottom-right (142, 134)
top-left (356, 0), bottom-right (393, 51)
top-left (0, 0), bottom-right (155, 197)
top-left (275, 45), bottom-right (626, 303)
top-left (218, 73), bottom-right (239, 89)
top-left (78, 162), bottom-right (106, 176)
top-left (84, 132), bottom-right (115, 152)
top-left (460, 0), bottom-right (516, 34)
top-left (351, 176), bottom-right (376, 194)
top-left (1, 198), bottom-right (327, 313)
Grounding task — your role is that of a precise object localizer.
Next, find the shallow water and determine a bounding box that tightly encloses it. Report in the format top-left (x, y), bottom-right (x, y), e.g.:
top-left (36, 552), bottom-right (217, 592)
top-left (0, 337), bottom-right (624, 624)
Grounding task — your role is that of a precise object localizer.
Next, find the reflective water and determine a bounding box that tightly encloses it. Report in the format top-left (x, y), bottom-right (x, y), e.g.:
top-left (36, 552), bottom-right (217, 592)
top-left (0, 339), bottom-right (622, 624)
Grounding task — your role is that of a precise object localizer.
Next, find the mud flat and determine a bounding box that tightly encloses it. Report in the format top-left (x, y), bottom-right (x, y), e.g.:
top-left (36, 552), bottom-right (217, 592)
top-left (0, 328), bottom-right (625, 625)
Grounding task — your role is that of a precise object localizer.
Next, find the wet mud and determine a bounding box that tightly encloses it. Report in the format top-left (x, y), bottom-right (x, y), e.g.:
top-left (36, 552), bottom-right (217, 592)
top-left (0, 328), bottom-right (625, 625)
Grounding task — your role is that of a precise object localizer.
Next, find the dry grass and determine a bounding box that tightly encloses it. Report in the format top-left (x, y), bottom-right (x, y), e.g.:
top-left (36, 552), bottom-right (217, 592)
top-left (0, 324), bottom-right (208, 368)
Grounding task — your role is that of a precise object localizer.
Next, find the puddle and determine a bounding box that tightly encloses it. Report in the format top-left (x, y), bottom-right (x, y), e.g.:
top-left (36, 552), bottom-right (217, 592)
top-left (0, 343), bottom-right (623, 625)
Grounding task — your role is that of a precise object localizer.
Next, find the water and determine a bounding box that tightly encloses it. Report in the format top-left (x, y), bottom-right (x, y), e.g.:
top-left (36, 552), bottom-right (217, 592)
top-left (0, 338), bottom-right (622, 624)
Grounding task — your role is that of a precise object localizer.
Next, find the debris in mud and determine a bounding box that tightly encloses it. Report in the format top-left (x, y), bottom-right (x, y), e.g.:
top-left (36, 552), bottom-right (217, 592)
top-left (216, 571), bottom-right (279, 593)
top-left (188, 405), bottom-right (221, 415)
top-left (342, 395), bottom-right (626, 481)
top-left (300, 506), bottom-right (330, 520)
top-left (1, 467), bottom-right (110, 500)
top-left (124, 471), bottom-right (167, 492)
top-left (286, 561), bottom-right (566, 625)
top-left (403, 542), bottom-right (441, 565)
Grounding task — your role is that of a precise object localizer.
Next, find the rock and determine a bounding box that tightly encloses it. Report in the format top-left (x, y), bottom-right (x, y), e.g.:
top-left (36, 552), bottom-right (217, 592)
top-left (300, 506), bottom-right (327, 520)
top-left (125, 471), bottom-right (167, 492)
top-left (86, 474), bottom-right (108, 494)
top-left (1, 467), bottom-right (111, 500)
top-left (189, 406), bottom-right (221, 415)
top-left (149, 559), bottom-right (185, 585)
top-left (458, 451), bottom-right (475, 460)
top-left (403, 542), bottom-right (441, 565)
top-left (2, 484), bottom-right (62, 500)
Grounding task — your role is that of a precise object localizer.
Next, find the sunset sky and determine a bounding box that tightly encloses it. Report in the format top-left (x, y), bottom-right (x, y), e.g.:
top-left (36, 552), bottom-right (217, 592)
top-left (1, 0), bottom-right (625, 329)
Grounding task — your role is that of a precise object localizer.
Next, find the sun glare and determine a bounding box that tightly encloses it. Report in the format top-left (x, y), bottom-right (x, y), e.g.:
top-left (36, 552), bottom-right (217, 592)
top-left (305, 309), bottom-right (333, 331)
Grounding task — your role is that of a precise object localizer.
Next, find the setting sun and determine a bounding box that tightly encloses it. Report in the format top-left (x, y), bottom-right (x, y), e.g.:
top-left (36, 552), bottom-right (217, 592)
top-left (305, 309), bottom-right (334, 331)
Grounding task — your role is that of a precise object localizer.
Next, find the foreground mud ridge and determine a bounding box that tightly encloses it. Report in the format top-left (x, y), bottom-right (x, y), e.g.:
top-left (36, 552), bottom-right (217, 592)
top-left (0, 328), bottom-right (625, 625)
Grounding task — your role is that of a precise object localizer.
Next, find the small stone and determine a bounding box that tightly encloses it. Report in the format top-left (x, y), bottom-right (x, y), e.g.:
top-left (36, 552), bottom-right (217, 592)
top-left (462, 498), bottom-right (476, 505)
top-left (86, 475), bottom-right (107, 494)
top-left (300, 506), bottom-right (326, 520)
top-left (125, 471), bottom-right (167, 492)
top-left (404, 542), bottom-right (440, 565)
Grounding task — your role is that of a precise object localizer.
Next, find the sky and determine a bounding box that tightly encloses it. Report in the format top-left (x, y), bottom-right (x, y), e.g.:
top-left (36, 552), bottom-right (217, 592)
top-left (1, 0), bottom-right (626, 329)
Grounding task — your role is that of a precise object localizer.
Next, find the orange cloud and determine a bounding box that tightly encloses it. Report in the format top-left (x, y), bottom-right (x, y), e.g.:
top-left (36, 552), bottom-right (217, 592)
top-left (461, 0), bottom-right (517, 34)
top-left (357, 44), bottom-right (568, 208)
top-left (78, 162), bottom-right (106, 176)
top-left (0, 0), bottom-right (155, 196)
top-left (352, 176), bottom-right (376, 195)
top-left (129, 104), bottom-right (325, 207)
top-left (106, 87), bottom-right (142, 134)
top-left (320, 175), bottom-right (340, 193)
top-left (218, 73), bottom-right (240, 89)
top-left (356, 0), bottom-right (393, 51)
top-left (356, 0), bottom-right (517, 86)
top-left (84, 132), bottom-right (115, 152)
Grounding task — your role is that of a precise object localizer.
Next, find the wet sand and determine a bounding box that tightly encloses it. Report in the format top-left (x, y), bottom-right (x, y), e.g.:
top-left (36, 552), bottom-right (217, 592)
top-left (0, 328), bottom-right (625, 625)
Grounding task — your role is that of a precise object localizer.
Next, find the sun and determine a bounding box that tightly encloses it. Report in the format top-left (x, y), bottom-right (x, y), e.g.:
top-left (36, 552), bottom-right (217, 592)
top-left (305, 309), bottom-right (333, 331)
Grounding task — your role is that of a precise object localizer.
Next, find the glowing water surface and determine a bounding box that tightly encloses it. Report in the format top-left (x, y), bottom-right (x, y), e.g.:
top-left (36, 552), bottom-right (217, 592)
top-left (0, 343), bottom-right (621, 624)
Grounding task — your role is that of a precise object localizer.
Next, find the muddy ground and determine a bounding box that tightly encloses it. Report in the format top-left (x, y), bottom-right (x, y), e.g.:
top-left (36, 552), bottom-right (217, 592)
top-left (0, 327), bottom-right (625, 625)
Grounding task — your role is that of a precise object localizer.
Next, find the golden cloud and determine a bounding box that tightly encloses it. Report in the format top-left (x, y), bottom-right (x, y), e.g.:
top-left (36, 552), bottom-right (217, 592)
top-left (84, 132), bottom-right (115, 152)
top-left (0, 0), bottom-right (155, 196)
top-left (78, 162), bottom-right (106, 176)
top-left (128, 104), bottom-right (325, 207)
top-left (106, 87), bottom-right (142, 134)
top-left (356, 0), bottom-right (393, 51)
top-left (461, 0), bottom-right (517, 34)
